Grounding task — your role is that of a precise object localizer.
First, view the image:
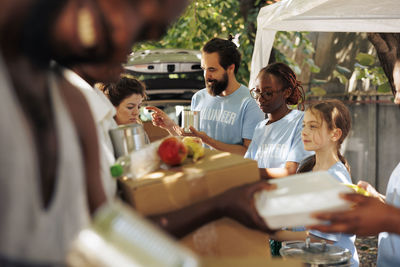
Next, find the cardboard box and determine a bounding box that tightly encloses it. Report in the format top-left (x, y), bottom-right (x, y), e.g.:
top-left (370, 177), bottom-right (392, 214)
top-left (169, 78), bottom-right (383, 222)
top-left (181, 218), bottom-right (271, 259)
top-left (143, 121), bottom-right (169, 142)
top-left (119, 149), bottom-right (260, 216)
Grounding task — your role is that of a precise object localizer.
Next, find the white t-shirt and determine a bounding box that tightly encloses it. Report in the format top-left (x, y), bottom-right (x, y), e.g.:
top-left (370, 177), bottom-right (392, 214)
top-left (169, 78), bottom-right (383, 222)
top-left (63, 69), bottom-right (117, 200)
top-left (245, 109), bottom-right (312, 168)
top-left (191, 85), bottom-right (264, 146)
top-left (0, 59), bottom-right (89, 264)
top-left (378, 162), bottom-right (400, 267)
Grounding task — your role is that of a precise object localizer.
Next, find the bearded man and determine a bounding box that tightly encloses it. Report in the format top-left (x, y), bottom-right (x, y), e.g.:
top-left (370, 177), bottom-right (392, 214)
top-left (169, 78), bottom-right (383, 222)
top-left (149, 37), bottom-right (264, 155)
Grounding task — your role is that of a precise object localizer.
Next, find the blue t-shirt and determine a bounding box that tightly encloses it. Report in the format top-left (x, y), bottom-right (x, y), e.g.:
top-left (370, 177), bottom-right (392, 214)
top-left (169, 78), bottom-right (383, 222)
top-left (310, 162), bottom-right (359, 267)
top-left (244, 109), bottom-right (312, 168)
top-left (377, 162), bottom-right (400, 267)
top-left (191, 85), bottom-right (264, 146)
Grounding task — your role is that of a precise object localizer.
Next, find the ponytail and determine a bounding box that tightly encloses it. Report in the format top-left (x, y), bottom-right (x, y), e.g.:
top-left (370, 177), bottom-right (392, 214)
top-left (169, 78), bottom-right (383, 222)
top-left (297, 155), bottom-right (316, 173)
top-left (338, 150), bottom-right (351, 174)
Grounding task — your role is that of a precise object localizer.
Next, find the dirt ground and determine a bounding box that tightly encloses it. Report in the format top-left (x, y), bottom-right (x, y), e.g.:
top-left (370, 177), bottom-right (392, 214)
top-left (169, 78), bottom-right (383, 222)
top-left (356, 236), bottom-right (378, 267)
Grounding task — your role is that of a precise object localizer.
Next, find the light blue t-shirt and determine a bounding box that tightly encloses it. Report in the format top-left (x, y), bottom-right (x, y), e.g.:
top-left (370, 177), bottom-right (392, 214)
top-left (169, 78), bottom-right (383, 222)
top-left (191, 85), bottom-right (264, 145)
top-left (377, 162), bottom-right (400, 267)
top-left (244, 109), bottom-right (312, 168)
top-left (310, 162), bottom-right (359, 267)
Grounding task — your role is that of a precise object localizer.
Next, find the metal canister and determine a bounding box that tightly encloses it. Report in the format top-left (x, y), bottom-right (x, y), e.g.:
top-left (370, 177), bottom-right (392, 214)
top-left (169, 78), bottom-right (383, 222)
top-left (109, 123), bottom-right (148, 158)
top-left (280, 238), bottom-right (352, 267)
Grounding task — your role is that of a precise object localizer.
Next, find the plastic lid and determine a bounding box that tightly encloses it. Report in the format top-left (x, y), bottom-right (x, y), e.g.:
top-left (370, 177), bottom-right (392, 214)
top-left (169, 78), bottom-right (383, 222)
top-left (279, 239), bottom-right (352, 265)
top-left (110, 164), bottom-right (123, 178)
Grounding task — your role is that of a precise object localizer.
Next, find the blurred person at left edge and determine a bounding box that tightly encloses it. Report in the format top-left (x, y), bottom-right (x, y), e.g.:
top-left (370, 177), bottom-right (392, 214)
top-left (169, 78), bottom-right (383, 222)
top-left (0, 0), bottom-right (276, 265)
top-left (0, 0), bottom-right (188, 265)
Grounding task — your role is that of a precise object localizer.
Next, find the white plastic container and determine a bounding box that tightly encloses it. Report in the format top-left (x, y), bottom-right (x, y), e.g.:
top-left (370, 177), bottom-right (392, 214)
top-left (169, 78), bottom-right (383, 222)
top-left (254, 171), bottom-right (353, 230)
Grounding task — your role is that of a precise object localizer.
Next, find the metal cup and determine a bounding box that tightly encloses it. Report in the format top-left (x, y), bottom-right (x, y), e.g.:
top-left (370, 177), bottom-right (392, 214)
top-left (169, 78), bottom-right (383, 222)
top-left (109, 123), bottom-right (149, 158)
top-left (181, 110), bottom-right (200, 133)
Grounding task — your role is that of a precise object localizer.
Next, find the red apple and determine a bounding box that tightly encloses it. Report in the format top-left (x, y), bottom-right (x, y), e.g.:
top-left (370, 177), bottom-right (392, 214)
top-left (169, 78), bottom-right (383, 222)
top-left (158, 137), bottom-right (188, 166)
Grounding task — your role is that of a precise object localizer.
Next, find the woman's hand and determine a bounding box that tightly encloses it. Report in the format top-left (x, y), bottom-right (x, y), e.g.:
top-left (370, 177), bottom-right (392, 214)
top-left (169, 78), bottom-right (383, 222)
top-left (357, 180), bottom-right (385, 202)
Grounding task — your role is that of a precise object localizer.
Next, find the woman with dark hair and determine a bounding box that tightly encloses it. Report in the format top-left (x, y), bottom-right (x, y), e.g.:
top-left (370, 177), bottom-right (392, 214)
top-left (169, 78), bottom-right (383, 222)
top-left (244, 62), bottom-right (313, 179)
top-left (104, 76), bottom-right (147, 125)
top-left (244, 62), bottom-right (313, 256)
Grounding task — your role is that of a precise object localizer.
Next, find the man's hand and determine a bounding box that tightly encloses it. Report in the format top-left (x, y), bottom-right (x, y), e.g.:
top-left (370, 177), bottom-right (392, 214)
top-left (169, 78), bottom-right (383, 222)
top-left (146, 106), bottom-right (181, 134)
top-left (309, 193), bottom-right (400, 236)
top-left (217, 181), bottom-right (277, 234)
top-left (187, 126), bottom-right (249, 156)
top-left (149, 180), bottom-right (277, 238)
top-left (183, 125), bottom-right (208, 139)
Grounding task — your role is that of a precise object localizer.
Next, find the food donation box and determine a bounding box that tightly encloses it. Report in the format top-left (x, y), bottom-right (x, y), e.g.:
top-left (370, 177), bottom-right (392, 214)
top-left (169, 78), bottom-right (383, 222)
top-left (118, 148), bottom-right (271, 258)
top-left (118, 149), bottom-right (260, 215)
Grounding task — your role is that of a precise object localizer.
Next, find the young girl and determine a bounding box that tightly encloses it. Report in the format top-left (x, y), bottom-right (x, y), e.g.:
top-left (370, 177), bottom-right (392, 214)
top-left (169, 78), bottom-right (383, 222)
top-left (244, 62), bottom-right (313, 179)
top-left (298, 99), bottom-right (359, 267)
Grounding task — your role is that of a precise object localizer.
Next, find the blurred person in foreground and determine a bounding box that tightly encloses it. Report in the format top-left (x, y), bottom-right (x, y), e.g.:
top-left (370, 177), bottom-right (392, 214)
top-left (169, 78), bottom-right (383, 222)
top-left (0, 0), bottom-right (275, 265)
top-left (148, 36), bottom-right (264, 156)
top-left (0, 0), bottom-right (110, 264)
top-left (62, 66), bottom-right (121, 201)
top-left (309, 60), bottom-right (400, 267)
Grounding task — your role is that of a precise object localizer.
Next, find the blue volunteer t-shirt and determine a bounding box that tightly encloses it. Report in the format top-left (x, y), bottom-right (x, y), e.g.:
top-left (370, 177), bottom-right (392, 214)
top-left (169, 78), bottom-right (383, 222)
top-left (191, 85), bottom-right (264, 145)
top-left (378, 162), bottom-right (400, 267)
top-left (310, 162), bottom-right (359, 267)
top-left (244, 109), bottom-right (312, 168)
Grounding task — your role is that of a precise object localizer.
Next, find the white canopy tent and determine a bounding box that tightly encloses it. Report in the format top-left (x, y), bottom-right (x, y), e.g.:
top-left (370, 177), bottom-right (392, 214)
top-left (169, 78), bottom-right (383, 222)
top-left (250, 0), bottom-right (400, 88)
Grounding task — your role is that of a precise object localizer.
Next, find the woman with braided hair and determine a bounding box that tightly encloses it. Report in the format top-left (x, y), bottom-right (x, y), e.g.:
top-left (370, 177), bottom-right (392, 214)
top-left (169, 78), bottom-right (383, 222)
top-left (245, 62), bottom-right (313, 179)
top-left (244, 62), bottom-right (314, 256)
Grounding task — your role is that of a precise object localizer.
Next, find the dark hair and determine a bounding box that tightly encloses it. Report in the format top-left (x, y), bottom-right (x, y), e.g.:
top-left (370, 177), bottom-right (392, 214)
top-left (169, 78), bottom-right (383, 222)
top-left (258, 62), bottom-right (305, 109)
top-left (202, 36), bottom-right (241, 74)
top-left (105, 77), bottom-right (146, 107)
top-left (298, 99), bottom-right (352, 173)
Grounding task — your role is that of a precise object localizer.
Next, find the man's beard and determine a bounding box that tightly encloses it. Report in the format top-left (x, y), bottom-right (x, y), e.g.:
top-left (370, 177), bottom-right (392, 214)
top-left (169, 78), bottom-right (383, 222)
top-left (206, 72), bottom-right (228, 96)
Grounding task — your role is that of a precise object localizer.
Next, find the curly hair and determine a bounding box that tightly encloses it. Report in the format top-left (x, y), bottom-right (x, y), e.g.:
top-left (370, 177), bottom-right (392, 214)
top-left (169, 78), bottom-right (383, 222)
top-left (202, 36), bottom-right (241, 74)
top-left (258, 62), bottom-right (305, 109)
top-left (104, 77), bottom-right (146, 107)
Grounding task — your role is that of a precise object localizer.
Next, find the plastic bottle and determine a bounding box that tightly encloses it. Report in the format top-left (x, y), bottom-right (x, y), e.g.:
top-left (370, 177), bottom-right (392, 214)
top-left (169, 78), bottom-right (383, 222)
top-left (68, 201), bottom-right (199, 267)
top-left (110, 155), bottom-right (131, 179)
top-left (110, 139), bottom-right (162, 180)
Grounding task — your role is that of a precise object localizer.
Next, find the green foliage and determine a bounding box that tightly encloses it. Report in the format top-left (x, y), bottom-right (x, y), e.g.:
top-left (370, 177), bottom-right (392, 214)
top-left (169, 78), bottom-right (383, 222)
top-left (336, 52), bottom-right (389, 92)
top-left (273, 31), bottom-right (320, 75)
top-left (132, 0), bottom-right (318, 86)
top-left (310, 86), bottom-right (327, 97)
top-left (333, 70), bottom-right (348, 85)
top-left (355, 53), bottom-right (375, 66)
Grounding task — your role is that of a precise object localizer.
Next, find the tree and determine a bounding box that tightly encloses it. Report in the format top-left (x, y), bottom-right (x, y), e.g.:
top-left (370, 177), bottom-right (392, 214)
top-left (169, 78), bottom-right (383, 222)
top-left (368, 33), bottom-right (400, 95)
top-left (132, 0), bottom-right (318, 86)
